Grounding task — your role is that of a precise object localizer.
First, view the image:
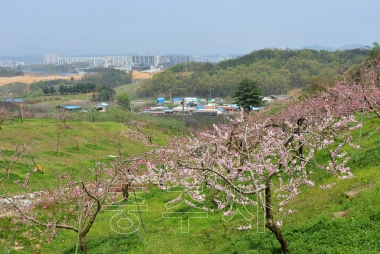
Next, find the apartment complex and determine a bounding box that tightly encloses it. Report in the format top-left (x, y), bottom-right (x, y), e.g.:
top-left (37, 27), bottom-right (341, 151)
top-left (46, 53), bottom-right (189, 69)
top-left (105, 55), bottom-right (132, 66)
top-left (159, 55), bottom-right (189, 64)
top-left (57, 57), bottom-right (105, 66)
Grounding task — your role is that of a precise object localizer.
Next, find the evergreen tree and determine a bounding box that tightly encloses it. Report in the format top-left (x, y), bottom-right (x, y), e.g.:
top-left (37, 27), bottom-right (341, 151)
top-left (232, 78), bottom-right (263, 111)
top-left (50, 86), bottom-right (56, 95)
top-left (42, 86), bottom-right (50, 95)
top-left (98, 86), bottom-right (116, 101)
top-left (116, 92), bottom-right (131, 110)
top-left (59, 85), bottom-right (66, 95)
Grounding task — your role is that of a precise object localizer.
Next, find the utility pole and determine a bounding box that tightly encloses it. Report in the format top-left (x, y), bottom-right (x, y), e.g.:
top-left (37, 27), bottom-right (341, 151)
top-left (181, 97), bottom-right (185, 136)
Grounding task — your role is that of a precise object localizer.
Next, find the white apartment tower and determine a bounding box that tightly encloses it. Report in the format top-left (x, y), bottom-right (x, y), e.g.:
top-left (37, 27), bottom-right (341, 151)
top-left (176, 55), bottom-right (190, 63)
top-left (44, 53), bottom-right (60, 64)
top-left (131, 55), bottom-right (159, 66)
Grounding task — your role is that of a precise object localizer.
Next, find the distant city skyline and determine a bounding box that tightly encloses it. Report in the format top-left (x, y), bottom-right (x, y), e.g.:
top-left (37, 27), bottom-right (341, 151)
top-left (0, 44), bottom-right (368, 58)
top-left (1, 0), bottom-right (379, 56)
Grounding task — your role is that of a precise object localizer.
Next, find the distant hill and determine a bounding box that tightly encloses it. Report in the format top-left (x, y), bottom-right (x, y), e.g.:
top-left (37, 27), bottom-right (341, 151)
top-left (0, 54), bottom-right (43, 63)
top-left (300, 44), bottom-right (365, 51)
top-left (0, 45), bottom-right (62, 57)
top-left (136, 47), bottom-right (370, 98)
top-left (0, 46), bottom-right (109, 59)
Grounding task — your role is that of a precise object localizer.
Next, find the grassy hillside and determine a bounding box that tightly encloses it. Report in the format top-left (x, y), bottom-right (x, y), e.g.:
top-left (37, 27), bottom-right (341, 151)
top-left (0, 113), bottom-right (380, 253)
top-left (0, 118), bottom-right (160, 193)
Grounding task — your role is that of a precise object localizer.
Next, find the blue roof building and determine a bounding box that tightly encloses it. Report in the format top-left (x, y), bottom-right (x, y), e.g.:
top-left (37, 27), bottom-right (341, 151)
top-left (56, 105), bottom-right (82, 111)
top-left (172, 98), bottom-right (182, 104)
top-left (95, 102), bottom-right (109, 112)
top-left (156, 97), bottom-right (165, 105)
top-left (2, 98), bottom-right (25, 103)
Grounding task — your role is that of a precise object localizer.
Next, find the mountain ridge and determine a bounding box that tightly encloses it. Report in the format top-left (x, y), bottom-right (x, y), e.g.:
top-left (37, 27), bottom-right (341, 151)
top-left (0, 44), bottom-right (368, 57)
top-left (300, 44), bottom-right (365, 51)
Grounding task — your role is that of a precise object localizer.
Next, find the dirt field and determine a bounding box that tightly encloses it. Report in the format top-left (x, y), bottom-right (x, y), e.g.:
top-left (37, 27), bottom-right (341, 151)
top-left (0, 73), bottom-right (83, 86)
top-left (0, 70), bottom-right (158, 87)
top-left (131, 70), bottom-right (160, 80)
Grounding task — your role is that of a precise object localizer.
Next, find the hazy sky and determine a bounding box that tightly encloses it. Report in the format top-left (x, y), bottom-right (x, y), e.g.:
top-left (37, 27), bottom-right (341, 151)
top-left (1, 0), bottom-right (379, 56)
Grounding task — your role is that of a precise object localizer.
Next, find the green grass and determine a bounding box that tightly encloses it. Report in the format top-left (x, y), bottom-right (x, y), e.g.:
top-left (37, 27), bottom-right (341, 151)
top-left (2, 175), bottom-right (379, 254)
top-left (114, 82), bottom-right (143, 97)
top-left (0, 118), bottom-right (156, 193)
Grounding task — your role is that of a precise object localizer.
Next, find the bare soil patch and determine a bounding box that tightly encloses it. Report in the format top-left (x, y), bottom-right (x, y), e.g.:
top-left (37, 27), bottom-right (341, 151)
top-left (0, 73), bottom-right (83, 86)
top-left (131, 70), bottom-right (161, 81)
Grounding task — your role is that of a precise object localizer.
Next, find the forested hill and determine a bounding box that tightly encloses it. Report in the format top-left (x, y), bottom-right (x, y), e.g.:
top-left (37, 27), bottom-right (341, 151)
top-left (0, 67), bottom-right (23, 77)
top-left (136, 48), bottom-right (369, 98)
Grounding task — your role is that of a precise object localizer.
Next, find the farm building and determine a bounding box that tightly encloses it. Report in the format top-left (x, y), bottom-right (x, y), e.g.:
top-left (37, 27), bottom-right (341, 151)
top-left (184, 97), bottom-right (198, 104)
top-left (56, 105), bottom-right (82, 111)
top-left (172, 106), bottom-right (195, 114)
top-left (172, 98), bottom-right (182, 104)
top-left (194, 108), bottom-right (222, 116)
top-left (156, 97), bottom-right (165, 105)
top-left (95, 102), bottom-right (109, 112)
top-left (262, 97), bottom-right (274, 104)
top-left (218, 105), bottom-right (235, 112)
top-left (2, 98), bottom-right (25, 103)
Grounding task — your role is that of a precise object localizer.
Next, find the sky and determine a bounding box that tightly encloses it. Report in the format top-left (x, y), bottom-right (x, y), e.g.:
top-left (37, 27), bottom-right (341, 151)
top-left (0, 0), bottom-right (379, 56)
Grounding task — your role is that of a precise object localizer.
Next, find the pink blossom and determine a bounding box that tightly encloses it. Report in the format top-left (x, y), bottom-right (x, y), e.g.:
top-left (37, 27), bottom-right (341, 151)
top-left (223, 210), bottom-right (233, 216)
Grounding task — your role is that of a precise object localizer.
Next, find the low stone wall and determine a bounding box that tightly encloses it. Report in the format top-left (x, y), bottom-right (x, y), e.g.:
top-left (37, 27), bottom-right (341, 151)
top-left (0, 192), bottom-right (45, 218)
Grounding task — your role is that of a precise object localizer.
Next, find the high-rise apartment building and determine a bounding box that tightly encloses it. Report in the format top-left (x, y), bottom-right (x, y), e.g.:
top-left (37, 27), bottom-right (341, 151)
top-left (44, 53), bottom-right (60, 64)
top-left (176, 55), bottom-right (190, 63)
top-left (131, 55), bottom-right (159, 66)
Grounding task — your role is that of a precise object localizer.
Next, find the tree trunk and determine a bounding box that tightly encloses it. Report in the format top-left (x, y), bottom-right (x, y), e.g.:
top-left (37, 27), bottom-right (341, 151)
top-left (122, 183), bottom-right (129, 200)
top-left (80, 234), bottom-right (87, 254)
top-left (265, 178), bottom-right (290, 254)
top-left (18, 104), bottom-right (23, 123)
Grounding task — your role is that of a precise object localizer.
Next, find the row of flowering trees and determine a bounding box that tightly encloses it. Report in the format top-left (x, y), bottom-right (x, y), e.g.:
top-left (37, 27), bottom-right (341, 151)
top-left (3, 60), bottom-right (380, 253)
top-left (146, 61), bottom-right (380, 253)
